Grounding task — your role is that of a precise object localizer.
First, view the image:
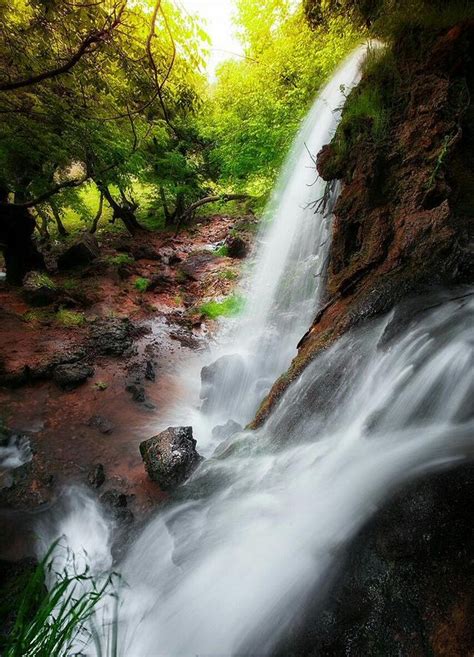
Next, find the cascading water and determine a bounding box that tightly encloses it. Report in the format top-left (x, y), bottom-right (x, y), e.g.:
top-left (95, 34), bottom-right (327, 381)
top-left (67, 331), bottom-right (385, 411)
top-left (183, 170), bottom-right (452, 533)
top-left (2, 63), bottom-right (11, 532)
top-left (167, 46), bottom-right (369, 446)
top-left (35, 46), bottom-right (474, 657)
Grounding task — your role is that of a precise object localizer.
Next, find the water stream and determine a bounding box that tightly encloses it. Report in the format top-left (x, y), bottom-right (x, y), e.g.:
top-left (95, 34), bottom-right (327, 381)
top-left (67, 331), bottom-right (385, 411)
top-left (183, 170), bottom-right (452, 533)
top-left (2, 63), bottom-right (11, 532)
top-left (36, 46), bottom-right (474, 657)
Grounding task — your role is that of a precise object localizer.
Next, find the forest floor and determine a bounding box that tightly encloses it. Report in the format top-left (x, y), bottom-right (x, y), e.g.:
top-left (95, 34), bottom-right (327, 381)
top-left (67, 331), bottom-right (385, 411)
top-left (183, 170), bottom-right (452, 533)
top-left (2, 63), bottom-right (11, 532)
top-left (0, 213), bottom-right (257, 560)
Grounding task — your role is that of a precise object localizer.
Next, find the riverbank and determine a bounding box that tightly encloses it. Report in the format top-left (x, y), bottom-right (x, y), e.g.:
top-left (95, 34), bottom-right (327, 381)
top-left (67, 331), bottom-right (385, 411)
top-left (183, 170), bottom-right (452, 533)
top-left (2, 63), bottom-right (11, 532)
top-left (0, 213), bottom-right (257, 558)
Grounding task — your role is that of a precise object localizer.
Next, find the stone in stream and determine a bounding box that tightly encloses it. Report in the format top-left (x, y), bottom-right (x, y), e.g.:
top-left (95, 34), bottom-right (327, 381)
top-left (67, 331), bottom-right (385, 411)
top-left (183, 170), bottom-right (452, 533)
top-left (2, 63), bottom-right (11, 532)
top-left (139, 426), bottom-right (202, 490)
top-left (212, 419), bottom-right (243, 442)
top-left (87, 463), bottom-right (105, 488)
top-left (225, 235), bottom-right (248, 259)
top-left (200, 354), bottom-right (247, 413)
top-left (52, 362), bottom-right (94, 389)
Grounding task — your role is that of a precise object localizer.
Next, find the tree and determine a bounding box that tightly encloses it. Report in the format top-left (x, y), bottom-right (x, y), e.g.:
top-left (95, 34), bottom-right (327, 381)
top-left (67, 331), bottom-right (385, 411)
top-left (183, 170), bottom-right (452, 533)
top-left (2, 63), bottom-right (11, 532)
top-left (0, 0), bottom-right (207, 282)
top-left (200, 0), bottom-right (360, 198)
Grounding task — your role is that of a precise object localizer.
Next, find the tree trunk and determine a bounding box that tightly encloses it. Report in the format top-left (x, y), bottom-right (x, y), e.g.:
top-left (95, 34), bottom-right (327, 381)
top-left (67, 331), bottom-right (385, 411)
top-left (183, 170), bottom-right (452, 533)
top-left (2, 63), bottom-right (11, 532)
top-left (89, 191), bottom-right (104, 234)
top-left (50, 201), bottom-right (69, 236)
top-left (159, 185), bottom-right (172, 226)
top-left (36, 207), bottom-right (51, 239)
top-left (99, 183), bottom-right (144, 236)
top-left (0, 204), bottom-right (45, 284)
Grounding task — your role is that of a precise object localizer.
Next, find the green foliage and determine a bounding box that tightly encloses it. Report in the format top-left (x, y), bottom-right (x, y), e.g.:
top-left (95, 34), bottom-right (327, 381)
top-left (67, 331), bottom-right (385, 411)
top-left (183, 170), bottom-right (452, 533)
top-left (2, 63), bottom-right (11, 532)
top-left (3, 542), bottom-right (116, 657)
top-left (55, 309), bottom-right (86, 328)
top-left (94, 381), bottom-right (109, 391)
top-left (134, 277), bottom-right (150, 292)
top-left (214, 245), bottom-right (230, 257)
top-left (330, 46), bottom-right (398, 168)
top-left (199, 2), bottom-right (360, 196)
top-left (199, 294), bottom-right (245, 319)
top-left (0, 0), bottom-right (209, 233)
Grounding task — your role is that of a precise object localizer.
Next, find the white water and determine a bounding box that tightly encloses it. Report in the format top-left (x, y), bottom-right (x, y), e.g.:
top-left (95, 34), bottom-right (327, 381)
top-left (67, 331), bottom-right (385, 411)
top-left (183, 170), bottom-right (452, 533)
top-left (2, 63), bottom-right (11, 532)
top-left (166, 46), bottom-right (368, 449)
top-left (35, 46), bottom-right (474, 657)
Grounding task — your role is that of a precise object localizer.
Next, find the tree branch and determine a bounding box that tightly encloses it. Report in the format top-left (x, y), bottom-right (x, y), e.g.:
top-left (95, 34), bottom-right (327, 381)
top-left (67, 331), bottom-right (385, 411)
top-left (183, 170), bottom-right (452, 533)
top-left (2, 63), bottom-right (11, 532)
top-left (0, 2), bottom-right (126, 93)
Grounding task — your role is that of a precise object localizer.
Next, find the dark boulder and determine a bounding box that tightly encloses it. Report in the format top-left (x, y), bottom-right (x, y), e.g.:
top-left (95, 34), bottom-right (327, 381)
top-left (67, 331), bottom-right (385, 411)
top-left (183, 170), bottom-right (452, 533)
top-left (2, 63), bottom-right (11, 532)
top-left (126, 383), bottom-right (145, 403)
top-left (87, 463), bottom-right (105, 488)
top-left (139, 426), bottom-right (202, 490)
top-left (225, 235), bottom-right (248, 259)
top-left (52, 362), bottom-right (94, 389)
top-left (87, 415), bottom-right (114, 434)
top-left (57, 234), bottom-right (100, 270)
top-left (22, 271), bottom-right (58, 307)
top-left (88, 318), bottom-right (133, 356)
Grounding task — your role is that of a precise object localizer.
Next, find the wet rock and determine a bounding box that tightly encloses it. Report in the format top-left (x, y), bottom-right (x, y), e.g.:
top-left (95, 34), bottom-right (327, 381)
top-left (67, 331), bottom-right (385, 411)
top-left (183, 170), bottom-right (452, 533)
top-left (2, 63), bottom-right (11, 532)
top-left (148, 272), bottom-right (173, 291)
top-left (87, 415), bottom-right (114, 434)
top-left (22, 271), bottom-right (58, 307)
top-left (139, 426), bottom-right (202, 489)
top-left (89, 318), bottom-right (133, 356)
top-left (145, 360), bottom-right (155, 382)
top-left (225, 235), bottom-right (248, 259)
top-left (131, 244), bottom-right (161, 261)
top-left (100, 488), bottom-right (134, 524)
top-left (200, 354), bottom-right (246, 413)
top-left (87, 463), bottom-right (105, 488)
top-left (126, 383), bottom-right (145, 403)
top-left (52, 362), bottom-right (94, 389)
top-left (212, 419), bottom-right (243, 442)
top-left (57, 234), bottom-right (100, 270)
top-left (158, 247), bottom-right (181, 266)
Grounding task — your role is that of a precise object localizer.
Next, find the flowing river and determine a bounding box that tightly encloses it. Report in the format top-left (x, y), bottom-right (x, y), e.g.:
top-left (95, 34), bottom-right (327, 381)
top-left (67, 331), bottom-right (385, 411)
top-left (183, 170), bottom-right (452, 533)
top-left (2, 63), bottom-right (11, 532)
top-left (36, 46), bottom-right (474, 657)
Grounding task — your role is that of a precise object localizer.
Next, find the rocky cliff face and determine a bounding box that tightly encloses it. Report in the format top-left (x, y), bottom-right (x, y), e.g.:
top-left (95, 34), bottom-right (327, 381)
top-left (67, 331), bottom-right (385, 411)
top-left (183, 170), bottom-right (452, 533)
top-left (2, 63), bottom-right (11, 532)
top-left (253, 22), bottom-right (474, 426)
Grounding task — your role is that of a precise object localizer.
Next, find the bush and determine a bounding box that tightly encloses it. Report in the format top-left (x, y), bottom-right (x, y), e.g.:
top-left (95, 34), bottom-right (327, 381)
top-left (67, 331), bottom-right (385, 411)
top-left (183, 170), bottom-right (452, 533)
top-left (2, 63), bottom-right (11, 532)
top-left (134, 277), bottom-right (150, 292)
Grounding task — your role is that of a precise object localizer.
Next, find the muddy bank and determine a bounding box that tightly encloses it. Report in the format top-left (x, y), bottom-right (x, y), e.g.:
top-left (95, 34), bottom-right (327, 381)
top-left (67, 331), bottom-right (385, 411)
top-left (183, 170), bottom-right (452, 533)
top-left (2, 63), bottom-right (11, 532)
top-left (0, 213), bottom-right (257, 555)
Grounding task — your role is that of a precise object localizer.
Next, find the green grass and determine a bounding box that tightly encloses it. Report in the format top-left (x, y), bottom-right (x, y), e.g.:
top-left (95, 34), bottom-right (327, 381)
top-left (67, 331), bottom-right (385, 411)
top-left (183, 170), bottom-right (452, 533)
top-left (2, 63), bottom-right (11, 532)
top-left (134, 277), bottom-right (150, 292)
top-left (94, 381), bottom-right (108, 391)
top-left (55, 309), bottom-right (87, 327)
top-left (214, 244), bottom-right (230, 257)
top-left (199, 294), bottom-right (245, 319)
top-left (3, 542), bottom-right (117, 657)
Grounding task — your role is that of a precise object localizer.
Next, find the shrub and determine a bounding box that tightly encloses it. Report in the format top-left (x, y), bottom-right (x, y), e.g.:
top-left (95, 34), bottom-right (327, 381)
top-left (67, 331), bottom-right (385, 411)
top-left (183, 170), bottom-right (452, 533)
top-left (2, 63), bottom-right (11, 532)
top-left (105, 254), bottom-right (134, 267)
top-left (134, 277), bottom-right (150, 292)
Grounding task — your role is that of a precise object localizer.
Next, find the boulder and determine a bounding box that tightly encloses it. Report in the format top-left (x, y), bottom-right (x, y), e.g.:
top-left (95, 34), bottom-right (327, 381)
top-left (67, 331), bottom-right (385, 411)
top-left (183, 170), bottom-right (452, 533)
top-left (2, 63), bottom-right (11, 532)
top-left (22, 271), bottom-right (58, 307)
top-left (125, 383), bottom-right (145, 403)
top-left (88, 318), bottom-right (132, 356)
top-left (87, 463), bottom-right (105, 488)
top-left (52, 362), bottom-right (94, 389)
top-left (225, 235), bottom-right (248, 259)
top-left (57, 234), bottom-right (100, 270)
top-left (212, 419), bottom-right (243, 442)
top-left (200, 354), bottom-right (246, 413)
top-left (139, 426), bottom-right (202, 489)
top-left (87, 415), bottom-right (114, 434)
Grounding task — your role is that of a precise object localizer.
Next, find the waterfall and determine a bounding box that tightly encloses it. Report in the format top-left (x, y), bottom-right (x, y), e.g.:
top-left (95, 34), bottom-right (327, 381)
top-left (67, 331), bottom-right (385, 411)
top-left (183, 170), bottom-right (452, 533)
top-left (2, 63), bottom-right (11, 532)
top-left (166, 46), bottom-right (368, 448)
top-left (35, 45), bottom-right (474, 657)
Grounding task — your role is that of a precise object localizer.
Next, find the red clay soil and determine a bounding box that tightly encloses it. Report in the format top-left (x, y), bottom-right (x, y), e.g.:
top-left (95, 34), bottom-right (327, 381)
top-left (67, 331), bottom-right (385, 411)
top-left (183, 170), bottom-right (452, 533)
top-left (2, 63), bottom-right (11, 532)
top-left (0, 213), bottom-right (256, 555)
